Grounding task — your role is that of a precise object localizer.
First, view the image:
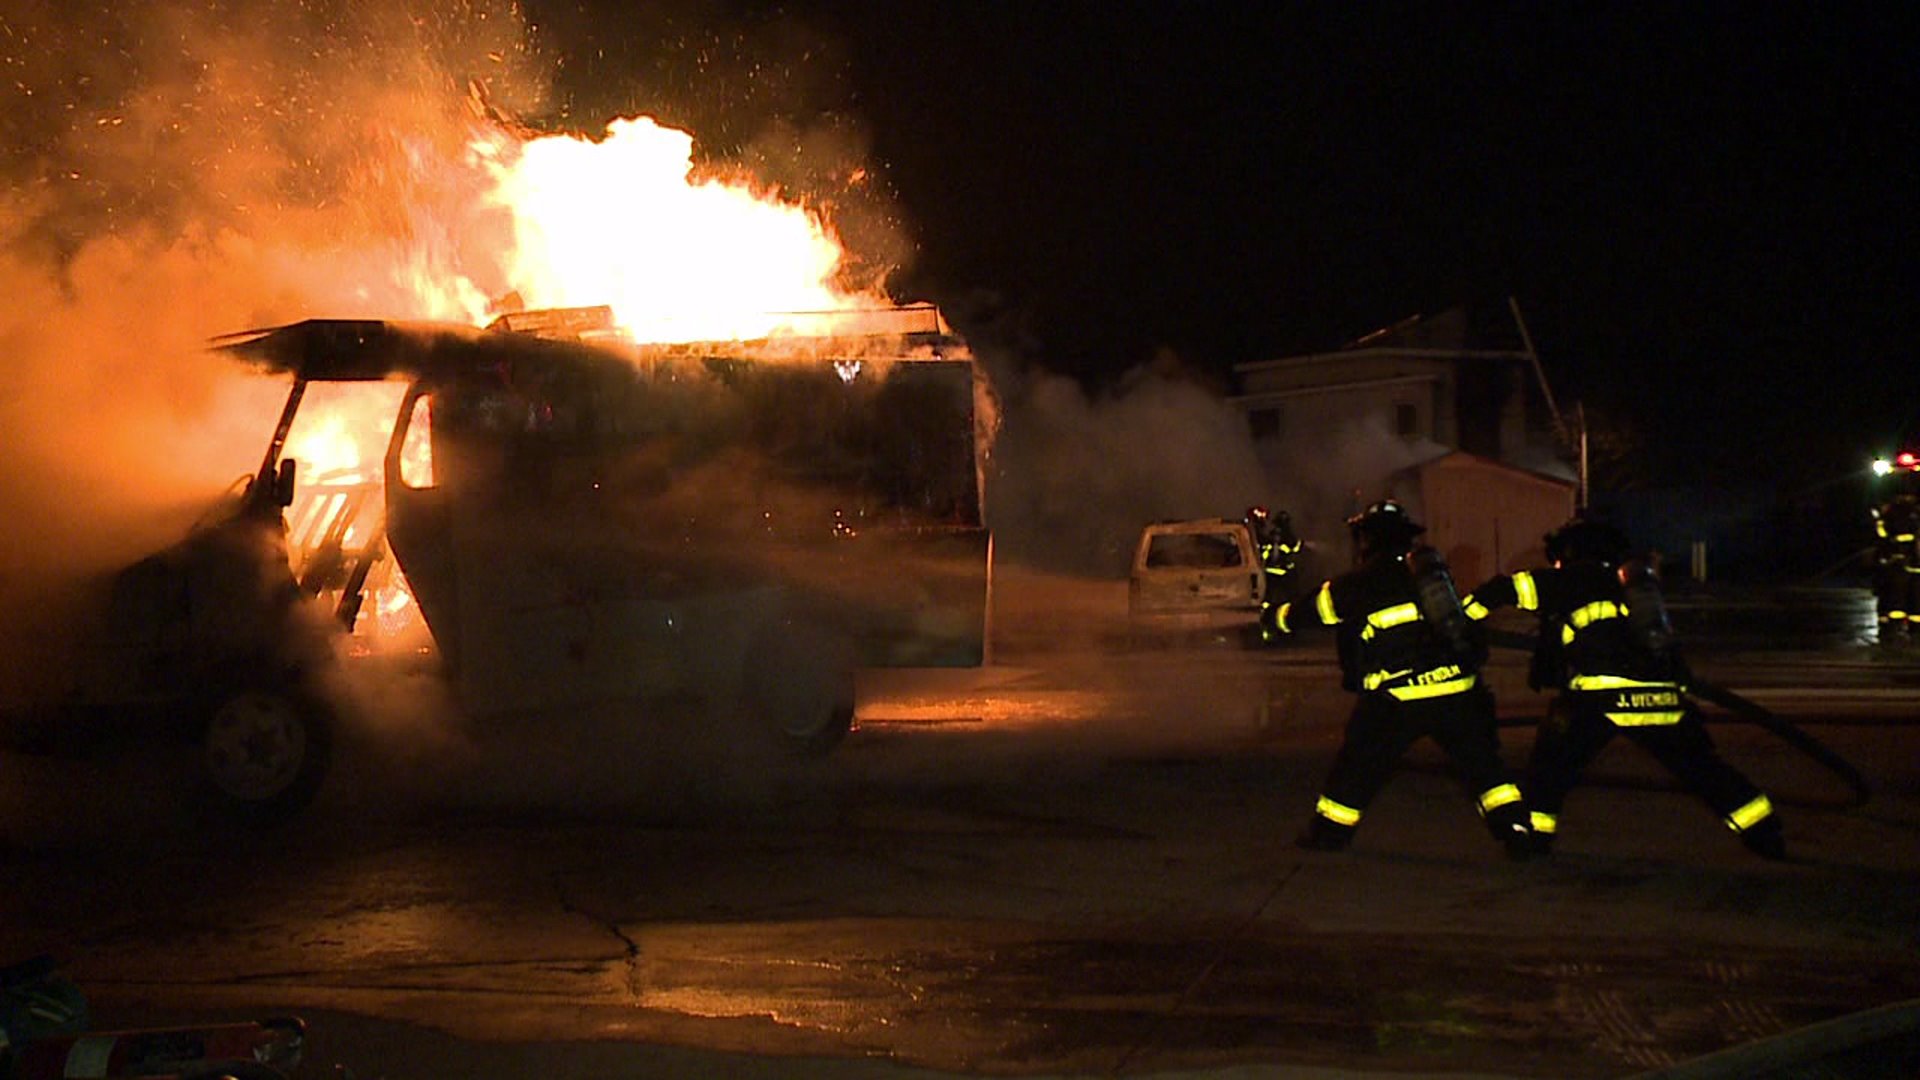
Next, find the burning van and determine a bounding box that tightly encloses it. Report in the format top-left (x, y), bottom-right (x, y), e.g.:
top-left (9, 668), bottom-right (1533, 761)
top-left (3, 304), bottom-right (991, 822)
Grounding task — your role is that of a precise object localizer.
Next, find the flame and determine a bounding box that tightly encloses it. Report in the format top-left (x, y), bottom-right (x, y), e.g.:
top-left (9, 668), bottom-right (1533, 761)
top-left (397, 394), bottom-right (434, 489)
top-left (285, 383), bottom-right (408, 485)
top-left (474, 117), bottom-right (876, 342)
top-left (287, 409), bottom-right (367, 483)
top-left (278, 112), bottom-right (908, 653)
top-left (283, 383), bottom-right (418, 644)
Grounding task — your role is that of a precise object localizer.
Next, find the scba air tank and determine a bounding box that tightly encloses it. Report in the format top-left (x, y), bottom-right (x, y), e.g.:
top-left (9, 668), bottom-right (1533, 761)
top-left (1617, 556), bottom-right (1676, 656)
top-left (1406, 545), bottom-right (1476, 659)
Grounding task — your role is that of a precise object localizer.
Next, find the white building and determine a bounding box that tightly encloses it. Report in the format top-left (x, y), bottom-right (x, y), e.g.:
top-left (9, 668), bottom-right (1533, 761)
top-left (1232, 304), bottom-right (1577, 580)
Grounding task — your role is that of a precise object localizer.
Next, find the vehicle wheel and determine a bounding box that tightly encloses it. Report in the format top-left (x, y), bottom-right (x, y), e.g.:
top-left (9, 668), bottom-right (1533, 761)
top-left (199, 679), bottom-right (334, 825)
top-left (745, 623), bottom-right (855, 757)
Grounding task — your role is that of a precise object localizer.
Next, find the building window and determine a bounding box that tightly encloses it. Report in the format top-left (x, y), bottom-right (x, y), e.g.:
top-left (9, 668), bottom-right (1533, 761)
top-left (1249, 406), bottom-right (1282, 440)
top-left (1395, 402), bottom-right (1419, 438)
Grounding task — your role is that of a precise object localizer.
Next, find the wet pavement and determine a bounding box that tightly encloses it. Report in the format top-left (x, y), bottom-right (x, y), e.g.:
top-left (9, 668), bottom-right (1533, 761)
top-left (1, 577), bottom-right (1917, 1079)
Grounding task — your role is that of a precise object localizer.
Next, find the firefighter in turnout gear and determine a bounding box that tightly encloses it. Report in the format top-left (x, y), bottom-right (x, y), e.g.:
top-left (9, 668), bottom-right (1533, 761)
top-left (1272, 500), bottom-right (1535, 859)
top-left (1462, 516), bottom-right (1786, 860)
top-left (1246, 505), bottom-right (1302, 643)
top-left (1869, 493), bottom-right (1920, 638)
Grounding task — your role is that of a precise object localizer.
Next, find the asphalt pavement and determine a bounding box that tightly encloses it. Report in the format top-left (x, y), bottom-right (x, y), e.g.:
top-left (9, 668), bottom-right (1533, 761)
top-left (2, 575), bottom-right (1917, 1080)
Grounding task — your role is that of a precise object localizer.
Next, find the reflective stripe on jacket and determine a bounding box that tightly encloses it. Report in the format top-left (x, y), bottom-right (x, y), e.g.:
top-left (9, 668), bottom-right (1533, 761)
top-left (1463, 563), bottom-right (1684, 690)
top-left (1292, 555), bottom-right (1481, 698)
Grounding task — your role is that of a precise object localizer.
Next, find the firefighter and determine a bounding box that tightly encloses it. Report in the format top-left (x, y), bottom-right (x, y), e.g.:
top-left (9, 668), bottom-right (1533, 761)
top-left (1246, 505), bottom-right (1302, 643)
top-left (1273, 500), bottom-right (1535, 859)
top-left (1462, 517), bottom-right (1786, 860)
top-left (1869, 493), bottom-right (1920, 638)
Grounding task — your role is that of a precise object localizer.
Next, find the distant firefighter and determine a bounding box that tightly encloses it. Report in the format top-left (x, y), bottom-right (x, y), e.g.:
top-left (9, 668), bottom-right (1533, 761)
top-left (1244, 504), bottom-right (1302, 644)
top-left (1272, 500), bottom-right (1534, 859)
top-left (1463, 516), bottom-right (1786, 860)
top-left (1869, 493), bottom-right (1920, 639)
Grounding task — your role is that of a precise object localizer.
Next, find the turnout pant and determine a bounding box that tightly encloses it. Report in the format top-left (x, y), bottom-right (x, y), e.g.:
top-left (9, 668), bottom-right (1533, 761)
top-left (1309, 686), bottom-right (1528, 846)
top-left (1873, 557), bottom-right (1919, 634)
top-left (1526, 691), bottom-right (1777, 846)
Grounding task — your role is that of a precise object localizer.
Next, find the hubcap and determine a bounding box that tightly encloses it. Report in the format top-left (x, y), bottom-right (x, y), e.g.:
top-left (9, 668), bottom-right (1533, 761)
top-left (205, 690), bottom-right (307, 801)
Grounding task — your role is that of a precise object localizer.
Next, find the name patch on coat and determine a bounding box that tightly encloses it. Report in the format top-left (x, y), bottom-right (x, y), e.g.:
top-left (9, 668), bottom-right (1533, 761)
top-left (1614, 690), bottom-right (1680, 709)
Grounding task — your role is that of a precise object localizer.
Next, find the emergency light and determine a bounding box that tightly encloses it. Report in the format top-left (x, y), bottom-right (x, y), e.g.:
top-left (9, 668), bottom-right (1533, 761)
top-left (1872, 452), bottom-right (1920, 476)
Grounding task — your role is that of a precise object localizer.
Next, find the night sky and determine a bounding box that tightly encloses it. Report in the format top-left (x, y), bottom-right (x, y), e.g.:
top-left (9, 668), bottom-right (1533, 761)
top-left (528, 2), bottom-right (1916, 491)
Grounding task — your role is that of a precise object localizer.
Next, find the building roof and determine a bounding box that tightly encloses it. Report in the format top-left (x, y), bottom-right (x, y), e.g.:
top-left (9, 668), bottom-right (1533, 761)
top-left (1233, 301), bottom-right (1536, 379)
top-left (1413, 449), bottom-right (1576, 491)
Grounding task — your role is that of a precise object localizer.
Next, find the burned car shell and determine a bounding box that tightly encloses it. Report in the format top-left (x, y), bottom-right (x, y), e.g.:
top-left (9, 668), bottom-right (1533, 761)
top-left (227, 312), bottom-right (992, 747)
top-left (1127, 518), bottom-right (1263, 643)
top-left (1, 311), bottom-right (990, 823)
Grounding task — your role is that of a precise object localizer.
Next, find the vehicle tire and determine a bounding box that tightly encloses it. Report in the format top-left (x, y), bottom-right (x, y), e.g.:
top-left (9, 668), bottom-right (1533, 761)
top-left (198, 677), bottom-right (334, 825)
top-left (744, 621), bottom-right (856, 757)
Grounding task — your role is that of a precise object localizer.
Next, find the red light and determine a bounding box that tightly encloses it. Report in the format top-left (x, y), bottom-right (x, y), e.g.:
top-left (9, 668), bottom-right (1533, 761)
top-left (1900, 452), bottom-right (1919, 469)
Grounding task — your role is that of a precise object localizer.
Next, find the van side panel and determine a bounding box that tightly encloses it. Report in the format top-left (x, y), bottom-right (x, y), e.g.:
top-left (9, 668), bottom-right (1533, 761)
top-left (381, 338), bottom-right (990, 715)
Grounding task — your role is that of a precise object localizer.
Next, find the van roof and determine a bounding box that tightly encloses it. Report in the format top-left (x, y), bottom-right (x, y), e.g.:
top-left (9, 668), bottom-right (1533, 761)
top-left (214, 319), bottom-right (577, 381)
top-left (215, 306), bottom-right (971, 382)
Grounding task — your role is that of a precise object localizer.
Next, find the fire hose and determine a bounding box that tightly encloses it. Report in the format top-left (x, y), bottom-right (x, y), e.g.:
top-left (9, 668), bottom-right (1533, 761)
top-left (1484, 629), bottom-right (1871, 807)
top-left (1684, 679), bottom-right (1871, 806)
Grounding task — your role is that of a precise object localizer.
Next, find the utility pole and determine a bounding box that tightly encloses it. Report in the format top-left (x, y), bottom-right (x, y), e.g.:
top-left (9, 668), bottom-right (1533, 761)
top-left (1574, 401), bottom-right (1589, 510)
top-left (1508, 295), bottom-right (1587, 506)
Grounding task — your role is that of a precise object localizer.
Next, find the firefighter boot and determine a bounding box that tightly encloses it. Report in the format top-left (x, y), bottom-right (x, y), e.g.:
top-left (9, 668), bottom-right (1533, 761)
top-left (1257, 603), bottom-right (1283, 646)
top-left (1501, 822), bottom-right (1542, 863)
top-left (1484, 809), bottom-right (1540, 862)
top-left (1295, 817), bottom-right (1354, 853)
top-left (1740, 819), bottom-right (1787, 861)
top-left (1523, 827), bottom-right (1555, 859)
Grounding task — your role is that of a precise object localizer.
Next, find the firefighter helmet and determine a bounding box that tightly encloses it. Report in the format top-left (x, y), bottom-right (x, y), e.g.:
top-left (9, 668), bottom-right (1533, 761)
top-left (1544, 517), bottom-right (1631, 567)
top-left (1245, 505), bottom-right (1271, 526)
top-left (1347, 499), bottom-right (1424, 558)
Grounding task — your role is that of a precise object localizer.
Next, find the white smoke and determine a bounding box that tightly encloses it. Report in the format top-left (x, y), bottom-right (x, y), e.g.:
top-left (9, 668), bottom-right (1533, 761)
top-left (984, 356), bottom-right (1272, 578)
